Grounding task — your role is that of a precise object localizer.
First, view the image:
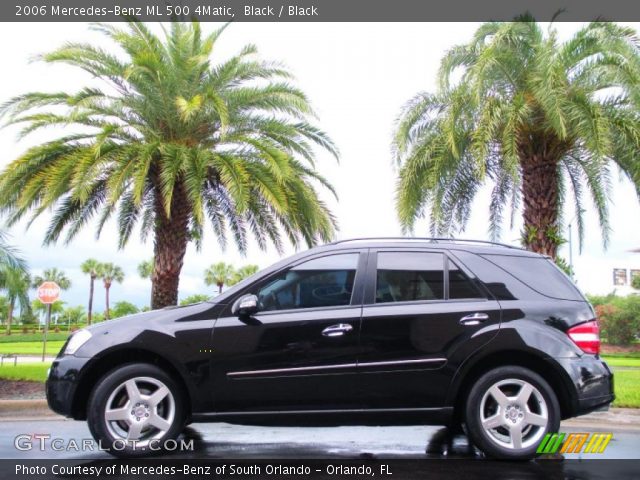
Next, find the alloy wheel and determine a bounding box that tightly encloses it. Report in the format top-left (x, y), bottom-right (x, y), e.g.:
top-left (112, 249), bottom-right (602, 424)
top-left (479, 378), bottom-right (549, 450)
top-left (103, 376), bottom-right (175, 447)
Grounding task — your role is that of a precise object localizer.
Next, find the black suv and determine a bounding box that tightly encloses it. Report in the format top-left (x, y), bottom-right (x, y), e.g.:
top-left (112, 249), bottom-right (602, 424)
top-left (46, 238), bottom-right (613, 459)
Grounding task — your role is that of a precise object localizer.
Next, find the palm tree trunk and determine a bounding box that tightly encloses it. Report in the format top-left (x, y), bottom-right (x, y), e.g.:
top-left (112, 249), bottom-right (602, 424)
top-left (105, 283), bottom-right (111, 320)
top-left (521, 154), bottom-right (560, 258)
top-left (87, 276), bottom-right (95, 325)
top-left (151, 180), bottom-right (190, 309)
top-left (218, 283), bottom-right (223, 294)
top-left (6, 301), bottom-right (14, 335)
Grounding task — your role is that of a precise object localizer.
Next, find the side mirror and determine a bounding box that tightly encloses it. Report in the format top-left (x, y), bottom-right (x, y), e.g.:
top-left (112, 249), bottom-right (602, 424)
top-left (232, 294), bottom-right (259, 317)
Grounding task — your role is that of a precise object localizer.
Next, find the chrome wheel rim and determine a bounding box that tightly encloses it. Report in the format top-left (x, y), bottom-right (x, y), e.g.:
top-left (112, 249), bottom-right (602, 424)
top-left (104, 376), bottom-right (175, 447)
top-left (479, 378), bottom-right (549, 450)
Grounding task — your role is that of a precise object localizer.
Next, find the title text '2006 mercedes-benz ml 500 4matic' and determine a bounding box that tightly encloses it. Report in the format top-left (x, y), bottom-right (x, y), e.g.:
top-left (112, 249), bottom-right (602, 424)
top-left (46, 238), bottom-right (613, 459)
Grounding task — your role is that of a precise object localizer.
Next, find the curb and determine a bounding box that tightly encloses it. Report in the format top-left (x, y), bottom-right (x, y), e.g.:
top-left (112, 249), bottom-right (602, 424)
top-left (0, 399), bottom-right (57, 417)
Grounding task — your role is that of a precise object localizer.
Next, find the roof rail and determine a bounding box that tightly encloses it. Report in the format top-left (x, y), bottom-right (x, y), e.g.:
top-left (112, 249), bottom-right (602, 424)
top-left (328, 237), bottom-right (523, 250)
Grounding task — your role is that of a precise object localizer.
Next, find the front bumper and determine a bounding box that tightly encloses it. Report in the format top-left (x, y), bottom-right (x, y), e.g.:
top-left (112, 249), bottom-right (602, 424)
top-left (45, 355), bottom-right (91, 418)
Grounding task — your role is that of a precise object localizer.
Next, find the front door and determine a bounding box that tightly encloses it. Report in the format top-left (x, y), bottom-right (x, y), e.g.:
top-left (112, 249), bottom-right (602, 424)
top-left (211, 250), bottom-right (367, 412)
top-left (357, 249), bottom-right (501, 408)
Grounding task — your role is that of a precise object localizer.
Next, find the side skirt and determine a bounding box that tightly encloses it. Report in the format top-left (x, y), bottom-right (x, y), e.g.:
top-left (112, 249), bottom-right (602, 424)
top-left (191, 407), bottom-right (454, 427)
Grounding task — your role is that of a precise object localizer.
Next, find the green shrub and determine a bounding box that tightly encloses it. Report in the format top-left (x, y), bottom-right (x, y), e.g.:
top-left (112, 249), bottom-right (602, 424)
top-left (595, 299), bottom-right (639, 345)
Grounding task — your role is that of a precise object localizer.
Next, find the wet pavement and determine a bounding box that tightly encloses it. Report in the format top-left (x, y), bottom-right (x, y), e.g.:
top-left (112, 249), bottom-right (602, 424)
top-left (0, 418), bottom-right (638, 462)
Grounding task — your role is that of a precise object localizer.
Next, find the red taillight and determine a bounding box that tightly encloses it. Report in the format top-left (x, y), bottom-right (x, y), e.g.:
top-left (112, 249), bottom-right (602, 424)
top-left (567, 320), bottom-right (600, 355)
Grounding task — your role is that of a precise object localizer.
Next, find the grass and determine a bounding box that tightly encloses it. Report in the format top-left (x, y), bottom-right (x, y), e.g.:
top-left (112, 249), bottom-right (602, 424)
top-left (601, 351), bottom-right (640, 359)
top-left (612, 370), bottom-right (640, 408)
top-left (0, 341), bottom-right (65, 355)
top-left (602, 356), bottom-right (640, 368)
top-left (0, 363), bottom-right (51, 382)
top-left (0, 332), bottom-right (70, 343)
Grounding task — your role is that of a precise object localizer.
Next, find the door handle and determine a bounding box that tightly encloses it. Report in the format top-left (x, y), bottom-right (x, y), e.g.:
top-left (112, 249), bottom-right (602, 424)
top-left (322, 323), bottom-right (353, 337)
top-left (459, 313), bottom-right (489, 326)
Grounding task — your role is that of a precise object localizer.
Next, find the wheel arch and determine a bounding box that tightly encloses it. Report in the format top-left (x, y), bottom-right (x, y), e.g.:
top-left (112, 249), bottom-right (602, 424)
top-left (71, 348), bottom-right (193, 421)
top-left (448, 349), bottom-right (578, 424)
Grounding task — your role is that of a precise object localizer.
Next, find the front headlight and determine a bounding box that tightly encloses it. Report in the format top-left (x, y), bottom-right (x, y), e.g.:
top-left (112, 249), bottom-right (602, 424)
top-left (64, 329), bottom-right (92, 355)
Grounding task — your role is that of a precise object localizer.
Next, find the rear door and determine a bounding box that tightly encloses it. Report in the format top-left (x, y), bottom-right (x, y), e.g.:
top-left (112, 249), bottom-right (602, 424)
top-left (357, 248), bottom-right (501, 408)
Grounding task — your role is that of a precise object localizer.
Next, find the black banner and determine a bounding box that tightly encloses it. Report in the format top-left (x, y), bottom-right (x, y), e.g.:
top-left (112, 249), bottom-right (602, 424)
top-left (2, 459), bottom-right (640, 480)
top-left (3, 0), bottom-right (640, 22)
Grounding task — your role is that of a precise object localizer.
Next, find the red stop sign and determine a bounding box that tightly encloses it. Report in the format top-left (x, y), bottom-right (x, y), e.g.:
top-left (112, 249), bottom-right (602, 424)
top-left (37, 281), bottom-right (60, 304)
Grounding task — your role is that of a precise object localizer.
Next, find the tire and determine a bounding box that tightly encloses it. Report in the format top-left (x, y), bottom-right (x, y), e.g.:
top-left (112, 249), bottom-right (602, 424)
top-left (464, 366), bottom-right (560, 460)
top-left (87, 363), bottom-right (186, 457)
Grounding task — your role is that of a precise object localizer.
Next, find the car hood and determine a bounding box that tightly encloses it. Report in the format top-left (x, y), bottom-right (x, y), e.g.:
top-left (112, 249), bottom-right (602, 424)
top-left (84, 301), bottom-right (218, 334)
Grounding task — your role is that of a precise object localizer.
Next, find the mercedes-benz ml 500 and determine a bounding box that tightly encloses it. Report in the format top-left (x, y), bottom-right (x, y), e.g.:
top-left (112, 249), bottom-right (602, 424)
top-left (46, 238), bottom-right (613, 459)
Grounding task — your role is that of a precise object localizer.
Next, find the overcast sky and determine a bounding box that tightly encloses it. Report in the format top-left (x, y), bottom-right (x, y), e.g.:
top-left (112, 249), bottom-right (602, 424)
top-left (1, 22), bottom-right (639, 313)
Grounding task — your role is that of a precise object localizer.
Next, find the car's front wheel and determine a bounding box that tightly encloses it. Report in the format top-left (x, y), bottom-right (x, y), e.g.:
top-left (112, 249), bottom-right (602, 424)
top-left (87, 363), bottom-right (186, 457)
top-left (465, 366), bottom-right (560, 460)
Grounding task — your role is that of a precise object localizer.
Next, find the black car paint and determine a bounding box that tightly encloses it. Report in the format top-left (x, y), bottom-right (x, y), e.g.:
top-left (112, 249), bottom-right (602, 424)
top-left (46, 241), bottom-right (614, 426)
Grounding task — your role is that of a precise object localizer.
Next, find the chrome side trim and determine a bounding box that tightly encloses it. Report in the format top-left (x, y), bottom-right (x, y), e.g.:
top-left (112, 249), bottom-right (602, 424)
top-left (227, 363), bottom-right (356, 378)
top-left (358, 358), bottom-right (446, 368)
top-left (227, 357), bottom-right (446, 378)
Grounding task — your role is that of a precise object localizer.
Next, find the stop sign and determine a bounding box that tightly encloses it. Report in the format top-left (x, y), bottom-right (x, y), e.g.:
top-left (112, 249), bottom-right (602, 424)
top-left (37, 281), bottom-right (60, 304)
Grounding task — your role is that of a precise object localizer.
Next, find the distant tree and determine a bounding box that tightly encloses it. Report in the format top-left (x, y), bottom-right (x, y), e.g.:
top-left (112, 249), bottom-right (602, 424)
top-left (204, 262), bottom-right (236, 294)
top-left (632, 275), bottom-right (640, 291)
top-left (110, 301), bottom-right (139, 319)
top-left (32, 268), bottom-right (71, 290)
top-left (32, 299), bottom-right (65, 324)
top-left (17, 309), bottom-right (38, 325)
top-left (97, 263), bottom-right (124, 320)
top-left (62, 305), bottom-right (87, 325)
top-left (0, 295), bottom-right (8, 324)
top-left (80, 259), bottom-right (101, 325)
top-left (137, 259), bottom-right (154, 280)
top-left (180, 294), bottom-right (210, 306)
top-left (230, 264), bottom-right (260, 286)
top-left (0, 267), bottom-right (31, 334)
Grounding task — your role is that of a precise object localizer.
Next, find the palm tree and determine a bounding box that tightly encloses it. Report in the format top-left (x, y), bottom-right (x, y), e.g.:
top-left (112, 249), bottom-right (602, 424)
top-left (230, 264), bottom-right (259, 286)
top-left (80, 259), bottom-right (101, 325)
top-left (32, 268), bottom-right (71, 290)
top-left (0, 230), bottom-right (27, 272)
top-left (137, 259), bottom-right (154, 280)
top-left (0, 267), bottom-right (31, 335)
top-left (204, 262), bottom-right (236, 294)
top-left (0, 21), bottom-right (338, 310)
top-left (394, 18), bottom-right (640, 258)
top-left (97, 263), bottom-right (124, 320)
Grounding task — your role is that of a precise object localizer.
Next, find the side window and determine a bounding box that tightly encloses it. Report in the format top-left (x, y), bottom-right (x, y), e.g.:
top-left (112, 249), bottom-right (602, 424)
top-left (257, 253), bottom-right (359, 311)
top-left (376, 252), bottom-right (444, 303)
top-left (449, 261), bottom-right (484, 299)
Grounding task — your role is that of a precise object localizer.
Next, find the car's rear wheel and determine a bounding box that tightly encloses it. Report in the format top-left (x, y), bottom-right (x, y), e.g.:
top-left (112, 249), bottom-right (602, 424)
top-left (465, 366), bottom-right (560, 460)
top-left (87, 363), bottom-right (186, 457)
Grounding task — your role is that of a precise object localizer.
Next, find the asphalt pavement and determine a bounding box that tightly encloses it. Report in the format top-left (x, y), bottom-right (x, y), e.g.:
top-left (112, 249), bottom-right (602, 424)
top-left (0, 417), bottom-right (640, 460)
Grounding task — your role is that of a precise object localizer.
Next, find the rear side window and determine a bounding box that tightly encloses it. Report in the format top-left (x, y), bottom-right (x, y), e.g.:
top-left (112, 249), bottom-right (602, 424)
top-left (483, 254), bottom-right (583, 301)
top-left (449, 262), bottom-right (484, 299)
top-left (376, 252), bottom-right (444, 303)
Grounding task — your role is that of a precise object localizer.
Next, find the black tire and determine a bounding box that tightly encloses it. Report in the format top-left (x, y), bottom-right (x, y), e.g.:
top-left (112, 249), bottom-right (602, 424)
top-left (465, 366), bottom-right (560, 460)
top-left (87, 363), bottom-right (186, 457)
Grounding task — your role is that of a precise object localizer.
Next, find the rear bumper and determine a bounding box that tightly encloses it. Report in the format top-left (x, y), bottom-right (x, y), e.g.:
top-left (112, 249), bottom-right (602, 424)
top-left (45, 355), bottom-right (91, 418)
top-left (554, 354), bottom-right (614, 417)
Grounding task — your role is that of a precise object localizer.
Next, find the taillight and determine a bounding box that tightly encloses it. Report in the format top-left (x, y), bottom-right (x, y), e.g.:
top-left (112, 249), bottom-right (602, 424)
top-left (567, 320), bottom-right (600, 355)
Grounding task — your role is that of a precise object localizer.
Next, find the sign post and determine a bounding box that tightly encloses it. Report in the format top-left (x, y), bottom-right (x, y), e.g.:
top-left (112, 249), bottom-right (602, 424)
top-left (37, 281), bottom-right (61, 362)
